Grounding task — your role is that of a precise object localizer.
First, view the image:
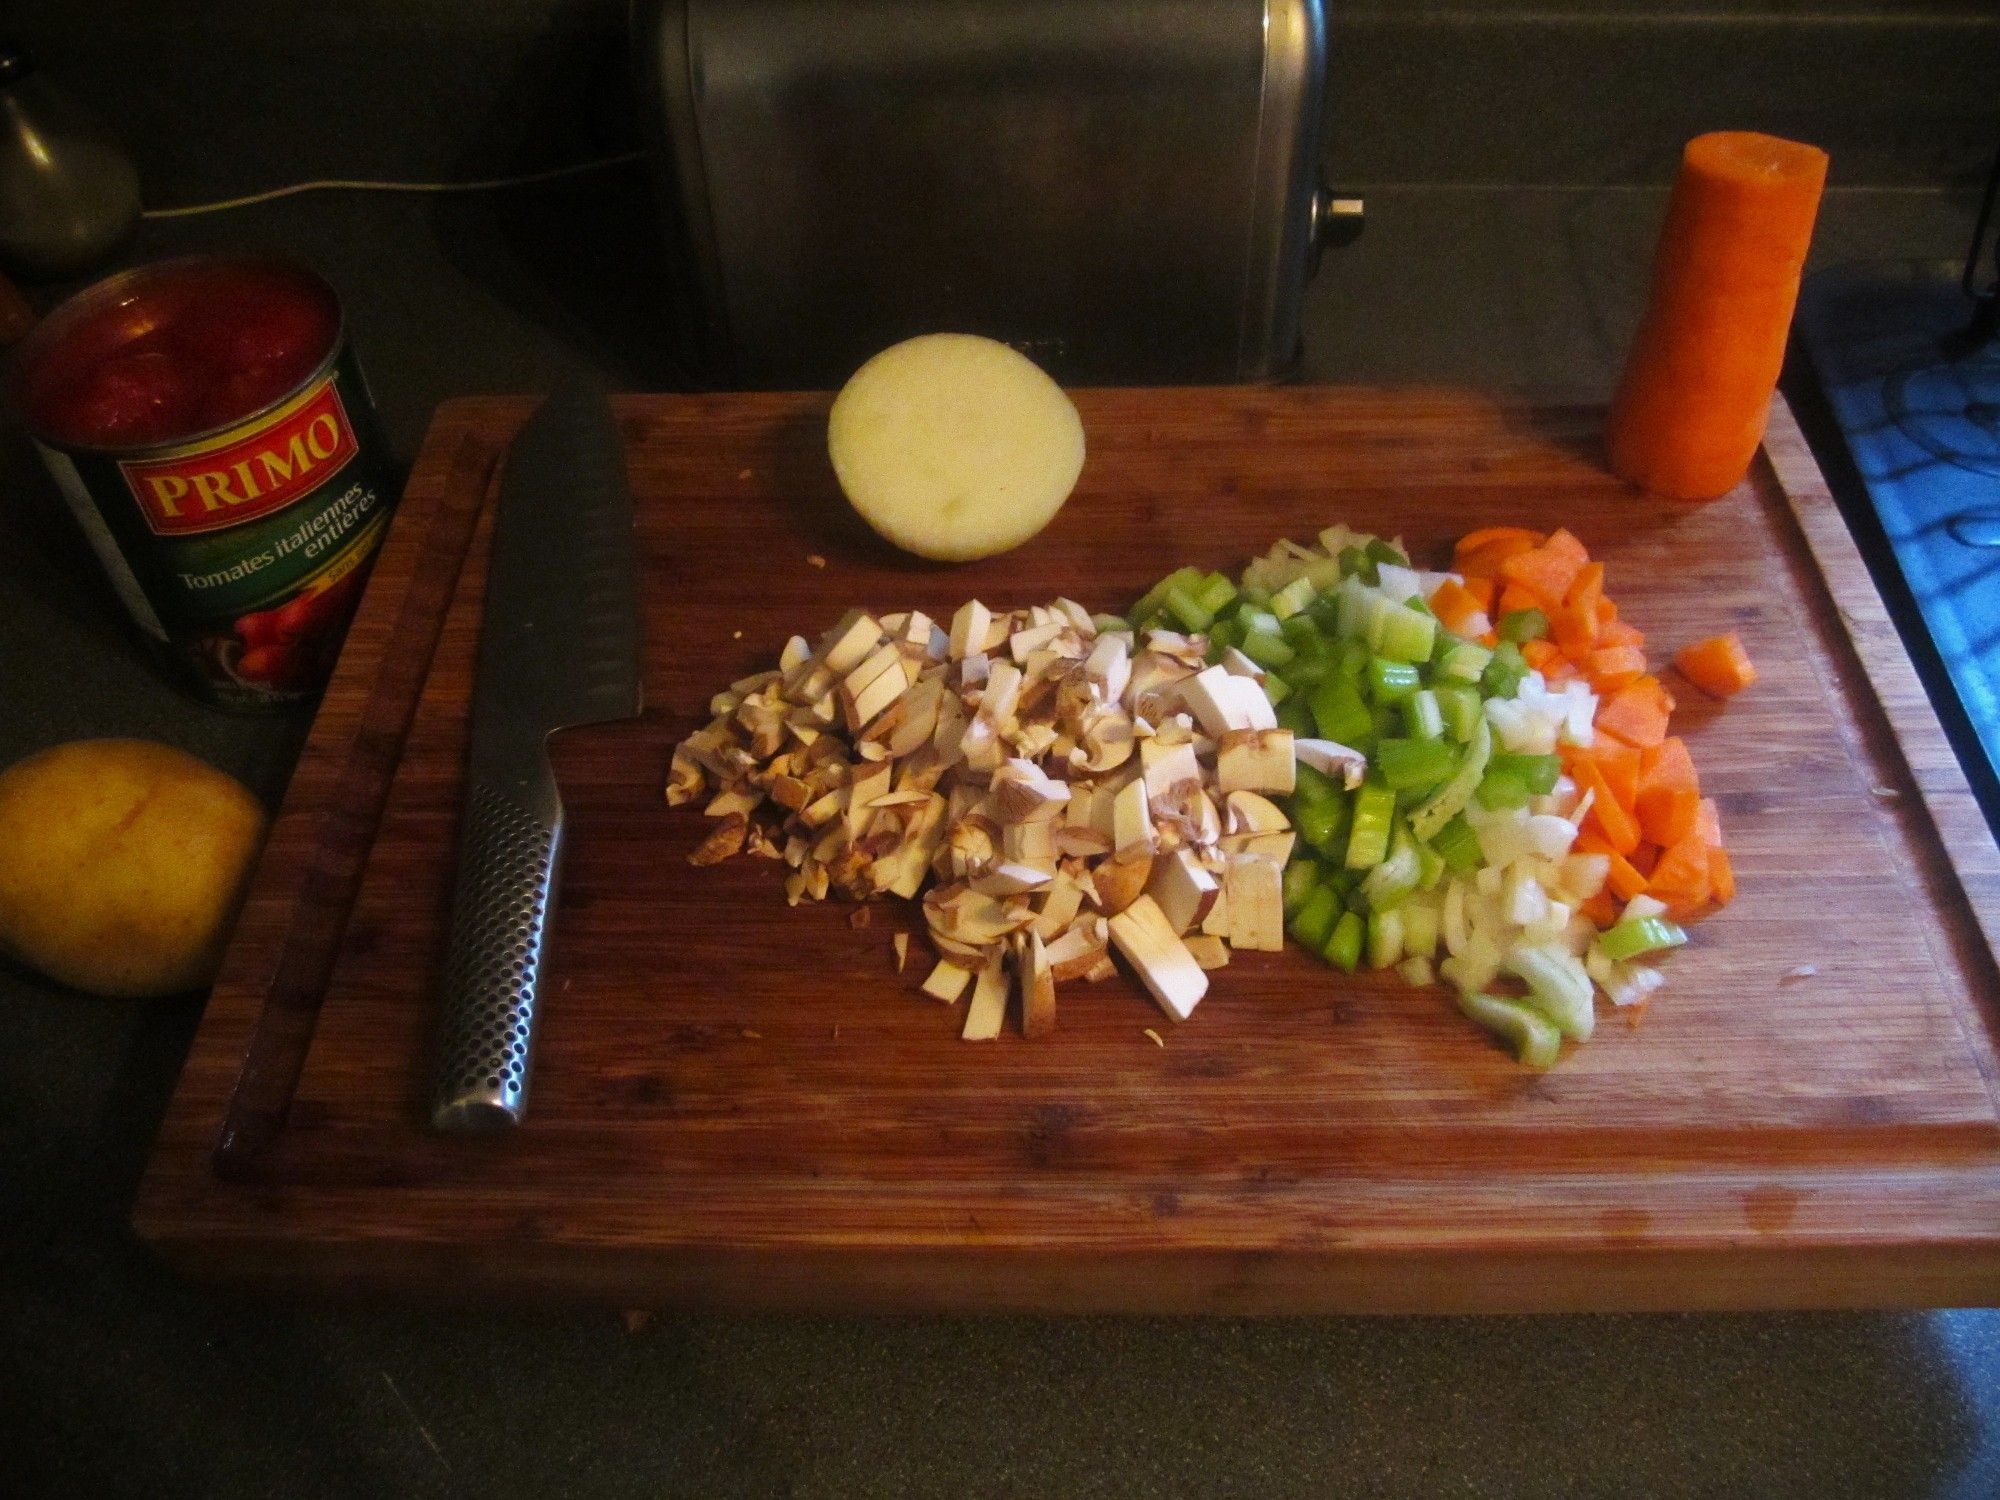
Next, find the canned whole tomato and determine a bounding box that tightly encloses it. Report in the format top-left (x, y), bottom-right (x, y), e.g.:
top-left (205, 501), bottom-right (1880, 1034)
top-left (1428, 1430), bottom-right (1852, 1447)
top-left (14, 255), bottom-right (396, 708)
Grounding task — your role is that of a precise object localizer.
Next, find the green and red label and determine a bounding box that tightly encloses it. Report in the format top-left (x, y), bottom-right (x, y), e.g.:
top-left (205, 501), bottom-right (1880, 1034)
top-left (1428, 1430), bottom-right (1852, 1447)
top-left (119, 378), bottom-right (360, 536)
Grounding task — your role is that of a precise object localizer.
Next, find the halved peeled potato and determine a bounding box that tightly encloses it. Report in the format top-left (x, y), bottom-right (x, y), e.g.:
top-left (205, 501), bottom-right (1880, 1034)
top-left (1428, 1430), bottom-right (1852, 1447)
top-left (827, 333), bottom-right (1085, 562)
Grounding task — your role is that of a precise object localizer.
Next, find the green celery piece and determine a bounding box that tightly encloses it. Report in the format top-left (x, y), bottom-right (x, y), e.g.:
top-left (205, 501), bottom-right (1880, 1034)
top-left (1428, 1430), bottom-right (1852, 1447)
top-left (1130, 566), bottom-right (1201, 625)
top-left (1375, 737), bottom-right (1458, 792)
top-left (1402, 900), bottom-right (1440, 960)
top-left (1325, 911), bottom-right (1365, 971)
top-left (1282, 859), bottom-right (1322, 919)
top-left (1404, 689), bottom-right (1445, 741)
top-left (1474, 765), bottom-right (1534, 811)
top-left (1360, 833), bottom-right (1422, 910)
top-left (1414, 837), bottom-right (1446, 891)
top-left (1439, 640), bottom-right (1492, 685)
top-left (1338, 545), bottom-right (1377, 584)
top-left (1489, 752), bottom-right (1561, 796)
top-left (1239, 583), bottom-right (1272, 608)
top-left (1434, 682), bottom-right (1482, 742)
top-left (1196, 571), bottom-right (1238, 616)
top-left (1482, 640), bottom-right (1529, 697)
top-left (1505, 945), bottom-right (1597, 1041)
top-left (1282, 654), bottom-right (1329, 689)
top-left (1309, 676), bottom-right (1373, 745)
top-left (1344, 783), bottom-right (1397, 869)
top-left (1335, 638), bottom-right (1371, 680)
top-left (1289, 796), bottom-right (1348, 853)
top-left (1239, 628), bottom-right (1295, 669)
top-left (1373, 602), bottom-right (1438, 664)
top-left (1262, 674), bottom-right (1291, 705)
top-left (1336, 576), bottom-right (1382, 642)
top-left (1429, 812), bottom-right (1483, 874)
top-left (1368, 656), bottom-right (1422, 704)
top-left (1498, 608), bottom-right (1549, 644)
top-left (1091, 613), bottom-right (1128, 635)
top-left (1408, 717), bottom-right (1494, 842)
top-left (1277, 699), bottom-right (1318, 738)
top-left (1164, 584), bottom-right (1214, 633)
top-left (1280, 611), bottom-right (1326, 648)
top-left (1293, 762), bottom-right (1342, 806)
top-left (1594, 915), bottom-right (1689, 963)
top-left (1366, 537), bottom-right (1409, 568)
top-left (1365, 908), bottom-right (1405, 969)
top-left (1289, 887), bottom-right (1342, 951)
top-left (1458, 992), bottom-right (1562, 1070)
top-left (1321, 866), bottom-right (1361, 901)
top-left (1270, 576), bottom-right (1317, 620)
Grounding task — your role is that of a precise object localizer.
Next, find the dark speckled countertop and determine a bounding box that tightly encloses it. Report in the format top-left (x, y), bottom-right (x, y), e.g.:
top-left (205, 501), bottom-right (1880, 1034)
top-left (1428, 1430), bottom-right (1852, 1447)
top-left (5, 11), bottom-right (2000, 1489)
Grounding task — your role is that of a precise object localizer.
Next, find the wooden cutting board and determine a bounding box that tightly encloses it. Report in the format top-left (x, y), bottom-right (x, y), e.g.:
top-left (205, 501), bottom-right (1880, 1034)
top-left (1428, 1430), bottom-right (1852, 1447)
top-left (134, 388), bottom-right (2000, 1311)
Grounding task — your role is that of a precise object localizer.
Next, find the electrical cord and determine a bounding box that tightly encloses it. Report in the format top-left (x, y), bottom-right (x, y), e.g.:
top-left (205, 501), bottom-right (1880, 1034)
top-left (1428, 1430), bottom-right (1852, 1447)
top-left (140, 150), bottom-right (648, 220)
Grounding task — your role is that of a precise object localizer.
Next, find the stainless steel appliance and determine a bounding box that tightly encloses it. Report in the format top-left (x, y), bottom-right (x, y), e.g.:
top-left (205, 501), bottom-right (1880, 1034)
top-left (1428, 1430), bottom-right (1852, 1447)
top-left (632, 0), bottom-right (1360, 387)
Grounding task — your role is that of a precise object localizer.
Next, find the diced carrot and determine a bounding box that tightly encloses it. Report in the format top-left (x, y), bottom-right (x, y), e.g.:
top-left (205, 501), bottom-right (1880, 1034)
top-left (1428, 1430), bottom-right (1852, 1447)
top-left (1638, 736), bottom-right (1699, 796)
top-left (1499, 528), bottom-right (1592, 609)
top-left (1606, 852), bottom-right (1650, 902)
top-left (1576, 760), bottom-right (1641, 855)
top-left (1454, 526), bottom-right (1544, 559)
top-left (1598, 676), bottom-right (1673, 748)
top-left (1456, 534), bottom-right (1542, 580)
top-left (1695, 796), bottom-right (1723, 847)
top-left (1462, 575), bottom-right (1497, 613)
top-left (1521, 638), bottom-right (1564, 676)
top-left (1629, 842), bottom-right (1660, 878)
top-left (1566, 562), bottom-right (1605, 620)
top-left (1496, 581), bottom-right (1541, 619)
top-left (1647, 834), bottom-right (1712, 909)
top-left (1579, 890), bottom-right (1620, 928)
top-left (1588, 645), bottom-right (1648, 693)
top-left (1708, 845), bottom-right (1736, 905)
top-left (1674, 631), bottom-right (1757, 698)
top-left (1637, 785), bottom-right (1701, 846)
top-left (1593, 596), bottom-right (1618, 628)
top-left (1573, 826), bottom-right (1617, 858)
top-left (1429, 576), bottom-right (1486, 635)
top-left (1592, 738), bottom-right (1642, 810)
top-left (1598, 618), bottom-right (1647, 651)
top-left (1552, 600), bottom-right (1599, 657)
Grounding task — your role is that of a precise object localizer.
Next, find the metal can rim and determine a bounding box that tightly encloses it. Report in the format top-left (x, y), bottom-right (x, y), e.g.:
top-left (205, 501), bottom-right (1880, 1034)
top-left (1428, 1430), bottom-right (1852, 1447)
top-left (11, 252), bottom-right (351, 457)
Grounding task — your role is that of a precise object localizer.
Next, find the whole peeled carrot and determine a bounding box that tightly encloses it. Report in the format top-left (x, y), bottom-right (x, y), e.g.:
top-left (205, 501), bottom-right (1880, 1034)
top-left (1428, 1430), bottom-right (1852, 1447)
top-left (1606, 131), bottom-right (1828, 501)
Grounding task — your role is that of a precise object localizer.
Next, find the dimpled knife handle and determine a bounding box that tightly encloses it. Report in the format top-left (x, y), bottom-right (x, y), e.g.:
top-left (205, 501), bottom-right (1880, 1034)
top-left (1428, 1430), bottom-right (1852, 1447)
top-left (431, 779), bottom-right (565, 1132)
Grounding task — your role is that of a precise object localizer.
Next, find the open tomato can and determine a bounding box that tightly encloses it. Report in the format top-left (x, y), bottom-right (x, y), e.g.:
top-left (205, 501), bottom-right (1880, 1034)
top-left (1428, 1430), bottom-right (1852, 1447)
top-left (14, 255), bottom-right (396, 709)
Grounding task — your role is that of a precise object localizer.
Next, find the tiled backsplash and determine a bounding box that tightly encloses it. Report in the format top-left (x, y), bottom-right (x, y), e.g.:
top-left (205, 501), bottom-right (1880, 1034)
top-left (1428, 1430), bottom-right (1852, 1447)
top-left (13, 1), bottom-right (1998, 203)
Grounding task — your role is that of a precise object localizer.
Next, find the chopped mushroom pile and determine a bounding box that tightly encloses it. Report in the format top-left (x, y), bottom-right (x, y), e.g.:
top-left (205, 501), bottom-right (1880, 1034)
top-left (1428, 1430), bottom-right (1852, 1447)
top-left (667, 600), bottom-right (1302, 1036)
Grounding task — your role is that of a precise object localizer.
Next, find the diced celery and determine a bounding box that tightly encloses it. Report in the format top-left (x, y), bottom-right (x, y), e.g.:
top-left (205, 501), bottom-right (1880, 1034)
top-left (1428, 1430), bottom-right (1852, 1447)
top-left (1360, 834), bottom-right (1422, 910)
top-left (1205, 616), bottom-right (1240, 655)
top-left (1164, 584), bottom-right (1214, 633)
top-left (1438, 640), bottom-right (1492, 685)
top-left (1505, 944), bottom-right (1597, 1041)
top-left (1289, 886), bottom-right (1341, 950)
top-left (1414, 837), bottom-right (1446, 892)
top-left (1404, 688), bottom-right (1445, 741)
top-left (1366, 537), bottom-right (1409, 568)
top-left (1239, 628), bottom-right (1295, 669)
top-left (1281, 655), bottom-right (1328, 689)
top-left (1338, 545), bottom-right (1376, 584)
top-left (1325, 911), bottom-right (1365, 971)
top-left (1091, 613), bottom-right (1128, 634)
top-left (1281, 611), bottom-right (1327, 648)
top-left (1366, 908), bottom-right (1405, 969)
top-left (1498, 608), bottom-right (1549, 644)
top-left (1373, 603), bottom-right (1437, 664)
top-left (1490, 752), bottom-right (1561, 795)
top-left (1344, 784), bottom-right (1397, 869)
top-left (1131, 566), bottom-right (1202, 625)
top-left (1475, 765), bottom-right (1533, 810)
top-left (1482, 640), bottom-right (1529, 697)
top-left (1290, 796), bottom-right (1348, 853)
top-left (1434, 682), bottom-right (1483, 742)
top-left (1368, 657), bottom-right (1421, 704)
top-left (1593, 915), bottom-right (1688, 962)
top-left (1336, 575), bottom-right (1382, 641)
top-left (1309, 676), bottom-right (1374, 745)
top-left (1239, 583), bottom-right (1273, 608)
top-left (1375, 737), bottom-right (1458, 792)
top-left (1429, 812), bottom-right (1483, 875)
top-left (1196, 571), bottom-right (1238, 616)
top-left (1282, 859), bottom-right (1322, 918)
top-left (1270, 576), bottom-right (1317, 620)
top-left (1277, 699), bottom-right (1318, 738)
top-left (1458, 992), bottom-right (1562, 1070)
top-left (1408, 717), bottom-right (1494, 842)
top-left (1262, 673), bottom-right (1290, 705)
top-left (1293, 762), bottom-right (1343, 807)
top-left (1402, 899), bottom-right (1440, 960)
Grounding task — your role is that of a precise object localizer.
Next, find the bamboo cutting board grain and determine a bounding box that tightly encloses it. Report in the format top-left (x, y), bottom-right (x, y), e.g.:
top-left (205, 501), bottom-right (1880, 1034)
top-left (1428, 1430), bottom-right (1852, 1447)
top-left (134, 388), bottom-right (2000, 1311)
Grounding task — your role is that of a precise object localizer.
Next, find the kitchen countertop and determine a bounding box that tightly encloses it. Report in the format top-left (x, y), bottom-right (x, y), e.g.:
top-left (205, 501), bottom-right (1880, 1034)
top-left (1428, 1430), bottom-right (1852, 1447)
top-left (5, 176), bottom-right (2000, 1498)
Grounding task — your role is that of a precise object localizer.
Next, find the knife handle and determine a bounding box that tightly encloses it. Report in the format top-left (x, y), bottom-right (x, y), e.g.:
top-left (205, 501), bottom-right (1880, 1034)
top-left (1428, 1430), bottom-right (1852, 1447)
top-left (431, 771), bottom-right (565, 1132)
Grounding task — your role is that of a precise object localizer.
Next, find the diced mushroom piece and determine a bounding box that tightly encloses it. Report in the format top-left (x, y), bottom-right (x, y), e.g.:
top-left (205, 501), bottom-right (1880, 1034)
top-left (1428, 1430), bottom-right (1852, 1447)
top-left (892, 932), bottom-right (911, 971)
top-left (820, 610), bottom-right (885, 675)
top-left (1224, 789), bottom-right (1291, 835)
top-left (978, 660), bottom-right (1023, 726)
top-left (1215, 728), bottom-right (1296, 795)
top-left (1294, 737), bottom-right (1369, 789)
top-left (1144, 849), bottom-right (1220, 935)
top-left (1008, 621), bottom-right (1065, 661)
top-left (1200, 886), bottom-right (1231, 937)
top-left (1184, 934), bottom-right (1231, 970)
top-left (1046, 917), bottom-right (1110, 981)
top-left (779, 634), bottom-right (812, 673)
top-left (1053, 597), bottom-right (1095, 635)
top-left (962, 954), bottom-right (1009, 1040)
top-left (1140, 738), bottom-right (1201, 811)
top-left (1002, 819), bottom-right (1057, 870)
top-left (665, 748), bottom-right (705, 806)
top-left (1225, 854), bottom-right (1286, 952)
top-left (971, 861), bottom-right (1053, 896)
top-left (921, 957), bottom-right (973, 1003)
top-left (1031, 873), bottom-right (1086, 940)
top-left (991, 759), bottom-right (1071, 823)
top-left (1090, 852), bottom-right (1154, 915)
top-left (703, 783), bottom-right (758, 819)
top-left (1219, 646), bottom-right (1266, 684)
top-left (1221, 830), bottom-right (1297, 865)
top-left (1108, 895), bottom-right (1209, 1021)
top-left (1016, 929), bottom-right (1056, 1038)
top-left (1083, 954), bottom-right (1118, 983)
top-left (689, 813), bottom-right (748, 866)
top-left (1112, 776), bottom-right (1156, 863)
top-left (948, 599), bottom-right (992, 659)
top-left (1178, 664), bottom-right (1278, 736)
top-left (1082, 633), bottom-right (1132, 706)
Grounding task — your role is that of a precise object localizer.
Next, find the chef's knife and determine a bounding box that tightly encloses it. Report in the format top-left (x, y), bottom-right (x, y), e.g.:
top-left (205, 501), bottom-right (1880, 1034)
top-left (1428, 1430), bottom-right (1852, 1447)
top-left (430, 390), bottom-right (642, 1132)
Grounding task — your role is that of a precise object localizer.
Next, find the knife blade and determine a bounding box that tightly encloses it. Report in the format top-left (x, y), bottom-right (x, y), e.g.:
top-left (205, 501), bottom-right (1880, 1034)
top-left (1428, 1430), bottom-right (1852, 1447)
top-left (430, 390), bottom-right (642, 1132)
